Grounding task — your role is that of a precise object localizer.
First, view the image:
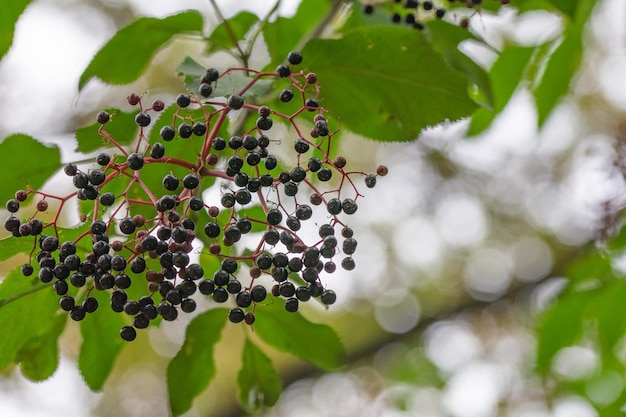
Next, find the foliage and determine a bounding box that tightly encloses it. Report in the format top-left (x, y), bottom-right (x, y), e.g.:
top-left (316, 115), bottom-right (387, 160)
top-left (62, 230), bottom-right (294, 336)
top-left (0, 0), bottom-right (620, 415)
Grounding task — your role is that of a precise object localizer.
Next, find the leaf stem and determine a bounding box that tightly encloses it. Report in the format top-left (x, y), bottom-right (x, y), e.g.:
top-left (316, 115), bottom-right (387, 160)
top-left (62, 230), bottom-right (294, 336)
top-left (0, 281), bottom-right (52, 308)
top-left (208, 0), bottom-right (248, 65)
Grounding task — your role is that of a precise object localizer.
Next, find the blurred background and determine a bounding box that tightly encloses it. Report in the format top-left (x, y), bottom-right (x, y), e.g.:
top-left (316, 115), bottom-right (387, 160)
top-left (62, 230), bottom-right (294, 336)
top-left (0, 0), bottom-right (625, 416)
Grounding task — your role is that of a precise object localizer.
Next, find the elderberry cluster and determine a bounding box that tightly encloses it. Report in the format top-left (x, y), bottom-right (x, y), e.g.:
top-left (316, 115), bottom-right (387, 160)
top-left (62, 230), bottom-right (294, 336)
top-left (363, 0), bottom-right (509, 29)
top-left (2, 51), bottom-right (386, 341)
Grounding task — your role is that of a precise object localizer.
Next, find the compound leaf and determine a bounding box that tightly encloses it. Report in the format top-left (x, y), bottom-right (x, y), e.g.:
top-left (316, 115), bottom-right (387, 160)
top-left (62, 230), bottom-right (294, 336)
top-left (237, 339), bottom-right (282, 411)
top-left (78, 289), bottom-right (127, 391)
top-left (79, 11), bottom-right (203, 89)
top-left (254, 298), bottom-right (345, 370)
top-left (302, 26), bottom-right (476, 142)
top-left (167, 308), bottom-right (228, 416)
top-left (0, 134), bottom-right (61, 204)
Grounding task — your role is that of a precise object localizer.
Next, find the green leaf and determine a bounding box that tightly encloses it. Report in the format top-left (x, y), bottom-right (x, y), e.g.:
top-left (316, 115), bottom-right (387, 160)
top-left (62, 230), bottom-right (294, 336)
top-left (254, 298), bottom-right (345, 370)
top-left (592, 280), bottom-right (626, 366)
top-left (0, 236), bottom-right (34, 262)
top-left (0, 0), bottom-right (31, 61)
top-left (17, 313), bottom-right (66, 381)
top-left (536, 287), bottom-right (589, 373)
top-left (207, 11), bottom-right (259, 53)
top-left (0, 134), bottom-right (61, 203)
top-left (426, 20), bottom-right (492, 106)
top-left (262, 0), bottom-right (329, 69)
top-left (79, 11), bottom-right (203, 89)
top-left (0, 270), bottom-right (58, 371)
top-left (237, 339), bottom-right (282, 411)
top-left (78, 289), bottom-right (127, 391)
top-left (533, 31), bottom-right (582, 126)
top-left (75, 108), bottom-right (138, 153)
top-left (566, 250), bottom-right (612, 283)
top-left (177, 56), bottom-right (273, 98)
top-left (167, 308), bottom-right (228, 417)
top-left (467, 45), bottom-right (535, 136)
top-left (301, 26), bottom-right (477, 142)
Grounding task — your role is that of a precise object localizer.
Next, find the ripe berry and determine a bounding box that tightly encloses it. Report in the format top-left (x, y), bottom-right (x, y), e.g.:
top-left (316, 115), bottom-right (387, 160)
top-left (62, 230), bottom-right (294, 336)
top-left (279, 88), bottom-right (294, 102)
top-left (276, 64), bottom-right (290, 78)
top-left (160, 126), bottom-right (176, 141)
top-left (320, 289), bottom-right (337, 305)
top-left (295, 204), bottom-right (313, 220)
top-left (70, 306), bottom-right (87, 321)
top-left (6, 199), bottom-right (19, 213)
top-left (279, 281), bottom-right (296, 297)
top-left (192, 122), bottom-right (206, 136)
top-left (342, 198), bottom-right (358, 214)
top-left (315, 120), bottom-right (329, 137)
top-left (176, 93), bottom-right (191, 108)
top-left (88, 169), bottom-right (105, 186)
top-left (150, 142), bottom-right (165, 159)
top-left (120, 326), bottom-right (137, 341)
top-left (266, 208), bottom-right (283, 225)
top-left (285, 297), bottom-right (299, 312)
top-left (127, 153), bottom-right (144, 170)
top-left (21, 264), bottom-right (33, 276)
top-left (212, 136), bottom-right (226, 151)
top-left (305, 98), bottom-right (319, 110)
top-left (286, 216), bottom-right (301, 231)
top-left (115, 273), bottom-right (131, 289)
top-left (183, 174), bottom-right (200, 189)
top-left (53, 280), bottom-right (69, 295)
top-left (294, 139), bottom-right (310, 154)
top-left (213, 287), bottom-right (229, 303)
top-left (203, 67), bottom-right (219, 83)
top-left (60, 295), bottom-right (75, 311)
top-left (341, 257), bottom-right (355, 270)
top-left (228, 94), bottom-right (244, 110)
top-left (229, 308), bottom-right (245, 323)
top-left (264, 229), bottom-right (280, 245)
top-left (256, 116), bottom-right (273, 130)
top-left (287, 51), bottom-right (303, 65)
top-left (199, 83), bottom-right (213, 97)
top-left (343, 237), bottom-right (358, 255)
top-left (189, 196), bottom-right (204, 211)
top-left (235, 189), bottom-right (252, 205)
top-left (364, 4), bottom-right (374, 14)
top-left (224, 225), bottom-right (242, 242)
top-left (64, 163), bottom-right (78, 176)
top-left (436, 8), bottom-right (446, 18)
top-left (178, 123), bottom-right (193, 138)
top-left (317, 167), bottom-right (332, 181)
top-left (290, 167), bottom-right (306, 182)
top-left (181, 298), bottom-right (197, 313)
top-left (96, 111), bottom-right (110, 124)
top-left (83, 297), bottom-right (99, 313)
top-left (135, 112), bottom-right (151, 127)
top-left (119, 218), bottom-right (136, 235)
